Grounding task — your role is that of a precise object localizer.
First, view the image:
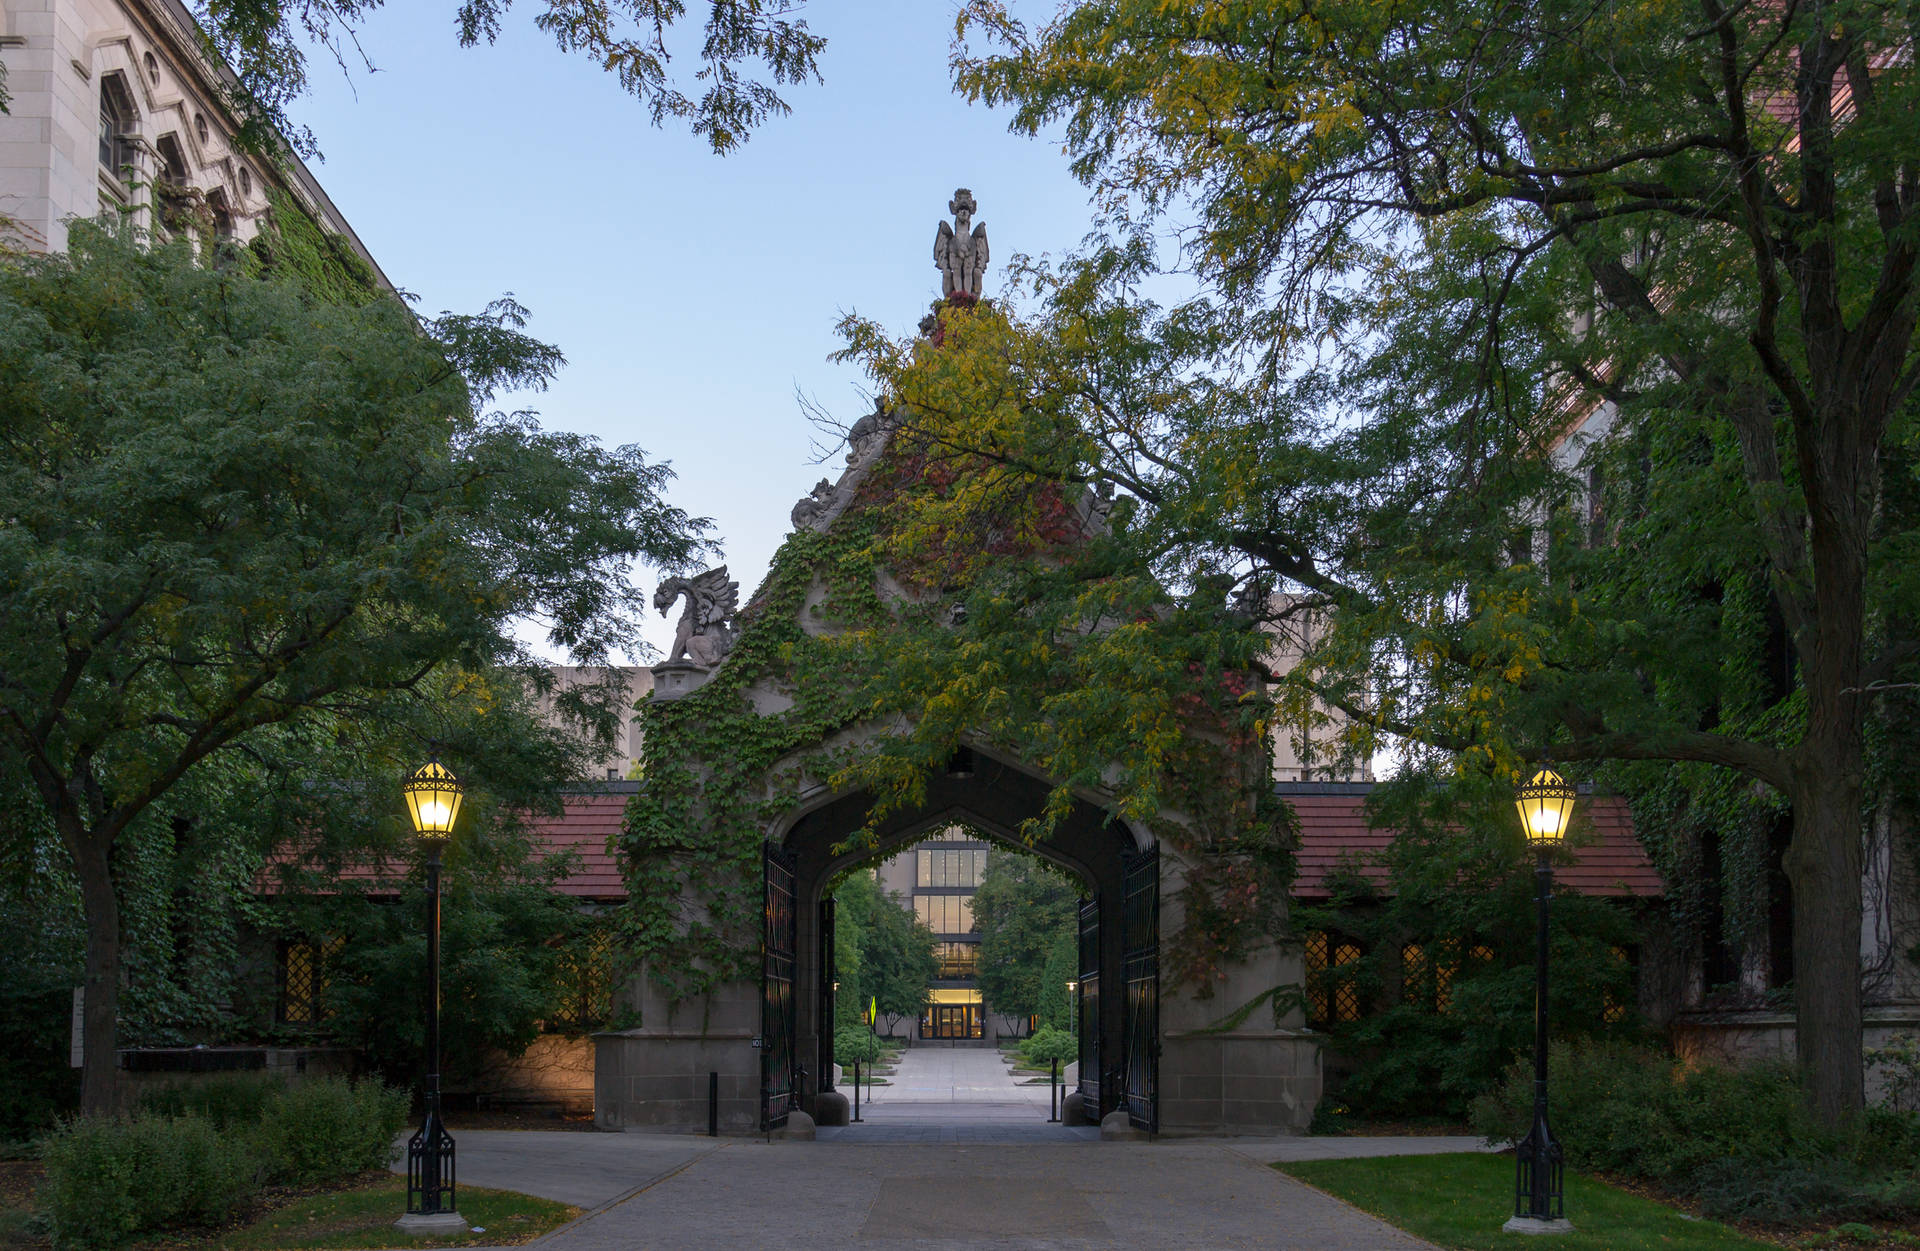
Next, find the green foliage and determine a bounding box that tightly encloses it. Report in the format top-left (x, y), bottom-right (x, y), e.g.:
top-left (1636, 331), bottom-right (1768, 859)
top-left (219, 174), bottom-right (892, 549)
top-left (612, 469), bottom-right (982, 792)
top-left (39, 1114), bottom-right (257, 1250)
top-left (137, 1074), bottom-right (286, 1131)
top-left (1296, 772), bottom-right (1639, 1118)
top-left (0, 224), bottom-right (703, 1108)
top-left (245, 190), bottom-right (380, 305)
top-left (195, 1), bottom-right (825, 158)
top-left (249, 1077), bottom-right (406, 1185)
top-left (833, 1027), bottom-right (880, 1067)
top-left (831, 872), bottom-right (936, 1028)
top-left (971, 853), bottom-right (1081, 1023)
top-left (0, 844), bottom-right (82, 1139)
top-left (1471, 1040), bottom-right (1920, 1225)
top-left (284, 875), bottom-right (599, 1086)
top-left (1017, 1026), bottom-right (1076, 1067)
top-left (882, 0), bottom-right (1920, 1124)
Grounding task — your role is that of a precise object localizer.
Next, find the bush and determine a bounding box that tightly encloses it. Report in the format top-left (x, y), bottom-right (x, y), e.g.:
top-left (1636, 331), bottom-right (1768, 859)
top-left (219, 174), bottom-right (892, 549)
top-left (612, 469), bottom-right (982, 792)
top-left (835, 1028), bottom-right (881, 1067)
top-left (252, 1077), bottom-right (407, 1185)
top-left (40, 1115), bottom-right (257, 1250)
top-left (1469, 1039), bottom-right (1920, 1226)
top-left (1017, 1026), bottom-right (1077, 1068)
top-left (137, 1073), bottom-right (286, 1130)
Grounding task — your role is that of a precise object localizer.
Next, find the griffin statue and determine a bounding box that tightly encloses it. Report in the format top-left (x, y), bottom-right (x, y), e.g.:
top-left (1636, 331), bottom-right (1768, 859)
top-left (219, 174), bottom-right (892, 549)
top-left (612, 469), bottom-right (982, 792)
top-left (654, 566), bottom-right (740, 668)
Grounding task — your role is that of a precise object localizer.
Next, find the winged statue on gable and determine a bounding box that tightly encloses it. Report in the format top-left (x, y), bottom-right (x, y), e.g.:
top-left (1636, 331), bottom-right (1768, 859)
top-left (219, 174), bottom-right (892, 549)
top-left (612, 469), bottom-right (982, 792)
top-left (654, 566), bottom-right (740, 668)
top-left (934, 188), bottom-right (990, 299)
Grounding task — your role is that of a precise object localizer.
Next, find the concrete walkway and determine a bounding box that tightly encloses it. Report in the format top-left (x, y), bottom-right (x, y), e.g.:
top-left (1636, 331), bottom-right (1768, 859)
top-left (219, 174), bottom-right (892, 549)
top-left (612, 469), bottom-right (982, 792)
top-left (403, 1124), bottom-right (1492, 1249)
top-left (827, 1044), bottom-right (1094, 1142)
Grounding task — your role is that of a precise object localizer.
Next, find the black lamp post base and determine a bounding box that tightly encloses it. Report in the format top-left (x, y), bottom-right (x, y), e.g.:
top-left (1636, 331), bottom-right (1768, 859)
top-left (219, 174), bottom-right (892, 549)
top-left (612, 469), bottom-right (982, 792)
top-left (394, 1210), bottom-right (467, 1235)
top-left (1502, 1216), bottom-right (1575, 1236)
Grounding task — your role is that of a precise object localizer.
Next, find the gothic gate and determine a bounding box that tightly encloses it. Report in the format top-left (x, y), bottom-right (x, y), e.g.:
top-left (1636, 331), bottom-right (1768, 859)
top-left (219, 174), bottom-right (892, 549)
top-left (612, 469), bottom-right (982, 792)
top-left (761, 845), bottom-right (798, 1131)
top-left (1123, 846), bottom-right (1160, 1133)
top-left (1076, 893), bottom-right (1101, 1113)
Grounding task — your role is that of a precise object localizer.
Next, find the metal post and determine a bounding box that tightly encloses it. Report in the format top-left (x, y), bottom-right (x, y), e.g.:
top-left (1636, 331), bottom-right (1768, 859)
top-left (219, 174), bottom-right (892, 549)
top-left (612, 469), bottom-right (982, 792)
top-left (405, 846), bottom-right (457, 1220)
top-left (852, 1058), bottom-right (862, 1122)
top-left (1049, 1057), bottom-right (1060, 1122)
top-left (708, 1071), bottom-right (719, 1137)
top-left (1511, 848), bottom-right (1566, 1228)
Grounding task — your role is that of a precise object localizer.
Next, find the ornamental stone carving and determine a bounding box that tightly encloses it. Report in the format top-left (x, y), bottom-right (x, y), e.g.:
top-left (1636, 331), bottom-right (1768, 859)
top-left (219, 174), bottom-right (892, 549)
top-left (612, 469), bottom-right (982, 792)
top-left (934, 188), bottom-right (990, 299)
top-left (790, 478), bottom-right (835, 530)
top-left (654, 566), bottom-right (740, 669)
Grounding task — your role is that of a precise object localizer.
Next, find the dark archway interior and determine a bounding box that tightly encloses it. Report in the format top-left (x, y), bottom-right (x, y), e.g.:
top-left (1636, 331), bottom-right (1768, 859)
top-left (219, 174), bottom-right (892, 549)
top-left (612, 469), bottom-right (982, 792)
top-left (779, 752), bottom-right (1148, 1120)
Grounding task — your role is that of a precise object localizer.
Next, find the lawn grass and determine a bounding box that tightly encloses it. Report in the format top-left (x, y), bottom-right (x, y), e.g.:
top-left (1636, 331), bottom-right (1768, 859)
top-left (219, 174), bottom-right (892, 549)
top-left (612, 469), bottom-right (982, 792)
top-left (136, 1175), bottom-right (578, 1250)
top-left (1276, 1152), bottom-right (1779, 1251)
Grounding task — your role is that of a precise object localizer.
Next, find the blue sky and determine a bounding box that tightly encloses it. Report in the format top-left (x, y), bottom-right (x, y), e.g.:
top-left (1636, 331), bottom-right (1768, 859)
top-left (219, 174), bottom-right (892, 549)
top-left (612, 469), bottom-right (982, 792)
top-left (289, 1), bottom-right (1110, 659)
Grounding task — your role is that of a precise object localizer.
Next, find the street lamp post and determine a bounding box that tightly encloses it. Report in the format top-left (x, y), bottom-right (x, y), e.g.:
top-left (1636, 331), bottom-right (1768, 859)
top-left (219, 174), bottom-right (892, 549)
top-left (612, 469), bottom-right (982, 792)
top-left (399, 761), bottom-right (465, 1236)
top-left (1066, 979), bottom-right (1078, 1036)
top-left (1506, 766), bottom-right (1579, 1236)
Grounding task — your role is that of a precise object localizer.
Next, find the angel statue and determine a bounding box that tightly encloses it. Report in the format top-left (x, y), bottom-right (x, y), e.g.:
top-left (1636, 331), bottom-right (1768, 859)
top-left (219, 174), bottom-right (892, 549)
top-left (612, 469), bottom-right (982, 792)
top-left (654, 566), bottom-right (740, 668)
top-left (934, 188), bottom-right (990, 299)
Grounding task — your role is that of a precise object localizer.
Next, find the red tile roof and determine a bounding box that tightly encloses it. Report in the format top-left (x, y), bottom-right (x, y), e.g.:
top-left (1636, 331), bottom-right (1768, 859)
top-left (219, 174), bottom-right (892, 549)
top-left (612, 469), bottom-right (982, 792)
top-left (262, 787), bottom-right (631, 900)
top-left (1287, 788), bottom-right (1663, 899)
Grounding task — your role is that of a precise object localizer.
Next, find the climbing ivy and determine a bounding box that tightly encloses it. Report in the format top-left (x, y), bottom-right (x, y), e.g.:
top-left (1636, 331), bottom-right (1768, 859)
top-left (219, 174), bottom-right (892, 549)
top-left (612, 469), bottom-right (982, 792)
top-left (618, 299), bottom-right (1296, 1012)
top-left (245, 189), bottom-right (381, 305)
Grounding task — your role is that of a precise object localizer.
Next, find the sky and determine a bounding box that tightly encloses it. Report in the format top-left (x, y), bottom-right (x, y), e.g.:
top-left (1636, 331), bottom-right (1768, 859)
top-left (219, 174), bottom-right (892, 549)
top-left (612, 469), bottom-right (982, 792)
top-left (286, 1), bottom-right (1112, 660)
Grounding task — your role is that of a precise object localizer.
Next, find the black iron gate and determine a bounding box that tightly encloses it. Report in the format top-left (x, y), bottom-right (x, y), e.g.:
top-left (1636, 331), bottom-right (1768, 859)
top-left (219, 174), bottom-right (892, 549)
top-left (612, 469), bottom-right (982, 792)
top-left (1123, 846), bottom-right (1160, 1133)
top-left (816, 897), bottom-right (836, 1093)
top-left (1076, 893), bottom-right (1101, 1114)
top-left (761, 845), bottom-right (797, 1131)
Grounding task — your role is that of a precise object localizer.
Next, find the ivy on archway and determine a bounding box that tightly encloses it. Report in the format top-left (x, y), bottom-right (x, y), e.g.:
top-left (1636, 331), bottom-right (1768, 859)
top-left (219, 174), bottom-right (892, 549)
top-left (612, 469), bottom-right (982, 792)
top-left (618, 299), bottom-right (1299, 1012)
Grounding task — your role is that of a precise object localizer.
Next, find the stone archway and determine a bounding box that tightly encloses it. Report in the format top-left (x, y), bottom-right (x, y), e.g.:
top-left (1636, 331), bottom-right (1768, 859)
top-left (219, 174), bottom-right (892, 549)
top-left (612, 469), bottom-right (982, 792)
top-left (596, 357), bottom-right (1320, 1136)
top-left (775, 750), bottom-right (1146, 1131)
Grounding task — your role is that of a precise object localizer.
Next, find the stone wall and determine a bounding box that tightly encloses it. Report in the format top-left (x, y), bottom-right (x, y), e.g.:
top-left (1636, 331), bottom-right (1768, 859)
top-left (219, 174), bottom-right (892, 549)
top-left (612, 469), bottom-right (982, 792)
top-left (1671, 1004), bottom-right (1920, 1107)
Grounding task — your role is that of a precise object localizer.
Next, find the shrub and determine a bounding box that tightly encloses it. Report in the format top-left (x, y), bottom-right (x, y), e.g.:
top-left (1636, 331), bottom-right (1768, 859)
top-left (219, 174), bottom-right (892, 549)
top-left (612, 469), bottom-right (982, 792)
top-left (252, 1077), bottom-right (406, 1185)
top-left (137, 1073), bottom-right (286, 1130)
top-left (39, 1114), bottom-right (256, 1250)
top-left (1469, 1039), bottom-right (1920, 1226)
top-left (1017, 1026), bottom-right (1077, 1068)
top-left (835, 1028), bottom-right (881, 1067)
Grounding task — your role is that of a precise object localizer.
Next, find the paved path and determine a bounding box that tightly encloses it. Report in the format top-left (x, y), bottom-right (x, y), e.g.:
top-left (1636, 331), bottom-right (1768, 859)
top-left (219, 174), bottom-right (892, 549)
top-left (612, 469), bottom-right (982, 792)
top-left (406, 1124), bottom-right (1491, 1250)
top-left (828, 1044), bottom-right (1095, 1143)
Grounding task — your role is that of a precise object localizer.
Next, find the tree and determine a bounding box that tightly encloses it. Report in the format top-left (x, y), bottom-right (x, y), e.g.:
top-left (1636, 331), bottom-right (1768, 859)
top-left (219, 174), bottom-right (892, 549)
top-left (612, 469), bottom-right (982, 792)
top-left (970, 852), bottom-right (1080, 1027)
top-left (0, 226), bottom-right (705, 1113)
top-left (830, 0), bottom-right (1916, 1126)
top-left (833, 870), bottom-right (936, 1033)
top-left (194, 1), bottom-right (825, 158)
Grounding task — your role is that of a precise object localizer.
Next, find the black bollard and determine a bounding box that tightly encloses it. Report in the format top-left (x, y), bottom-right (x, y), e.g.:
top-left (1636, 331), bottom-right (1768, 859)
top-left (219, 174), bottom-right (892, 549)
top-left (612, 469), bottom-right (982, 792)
top-left (708, 1071), bottom-right (718, 1137)
top-left (1049, 1057), bottom-right (1060, 1122)
top-left (852, 1058), bottom-right (862, 1122)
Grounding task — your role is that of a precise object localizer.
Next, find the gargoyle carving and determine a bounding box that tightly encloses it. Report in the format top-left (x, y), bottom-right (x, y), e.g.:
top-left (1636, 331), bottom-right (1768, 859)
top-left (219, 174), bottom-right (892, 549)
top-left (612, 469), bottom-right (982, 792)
top-left (654, 567), bottom-right (740, 668)
top-left (934, 188), bottom-right (990, 299)
top-left (791, 478), bottom-right (836, 530)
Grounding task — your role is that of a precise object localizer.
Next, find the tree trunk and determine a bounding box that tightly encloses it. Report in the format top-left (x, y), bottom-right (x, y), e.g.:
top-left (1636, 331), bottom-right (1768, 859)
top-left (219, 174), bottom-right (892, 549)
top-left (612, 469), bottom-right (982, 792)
top-left (74, 837), bottom-right (123, 1117)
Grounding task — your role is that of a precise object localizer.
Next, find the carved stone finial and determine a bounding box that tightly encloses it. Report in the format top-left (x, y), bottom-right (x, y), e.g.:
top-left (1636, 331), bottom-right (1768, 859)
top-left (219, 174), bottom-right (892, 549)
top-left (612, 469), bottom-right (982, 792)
top-left (790, 478), bottom-right (835, 530)
top-left (653, 566), bottom-right (740, 669)
top-left (934, 187), bottom-right (990, 299)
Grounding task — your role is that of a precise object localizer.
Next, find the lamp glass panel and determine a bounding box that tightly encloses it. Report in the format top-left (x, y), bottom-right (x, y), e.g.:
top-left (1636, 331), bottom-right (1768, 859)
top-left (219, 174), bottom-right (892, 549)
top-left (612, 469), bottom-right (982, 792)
top-left (1514, 768), bottom-right (1577, 845)
top-left (404, 762), bottom-right (464, 837)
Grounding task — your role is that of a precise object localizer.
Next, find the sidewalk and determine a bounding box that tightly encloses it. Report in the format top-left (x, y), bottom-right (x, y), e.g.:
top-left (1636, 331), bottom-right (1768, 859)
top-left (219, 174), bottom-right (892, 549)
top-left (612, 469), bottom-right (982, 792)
top-left (404, 1121), bottom-right (1488, 1249)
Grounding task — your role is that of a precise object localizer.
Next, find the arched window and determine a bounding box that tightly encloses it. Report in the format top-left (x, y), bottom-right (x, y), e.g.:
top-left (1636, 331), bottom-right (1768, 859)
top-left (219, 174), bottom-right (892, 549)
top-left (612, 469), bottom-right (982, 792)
top-left (97, 74), bottom-right (138, 177)
top-left (153, 135), bottom-right (192, 235)
top-left (206, 187), bottom-right (234, 241)
top-left (142, 51), bottom-right (159, 86)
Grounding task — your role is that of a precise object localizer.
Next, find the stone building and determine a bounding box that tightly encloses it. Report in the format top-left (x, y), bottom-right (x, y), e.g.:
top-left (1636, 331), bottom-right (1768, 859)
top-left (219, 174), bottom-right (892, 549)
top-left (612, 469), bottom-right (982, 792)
top-left (0, 0), bottom-right (381, 273)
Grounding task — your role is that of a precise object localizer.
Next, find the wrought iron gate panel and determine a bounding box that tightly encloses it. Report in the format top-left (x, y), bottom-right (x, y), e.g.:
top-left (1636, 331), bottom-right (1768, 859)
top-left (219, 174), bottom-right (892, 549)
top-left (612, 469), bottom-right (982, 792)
top-left (1076, 893), bottom-right (1100, 1112)
top-left (1123, 845), bottom-right (1160, 1133)
top-left (817, 897), bottom-right (836, 1092)
top-left (761, 845), bottom-right (797, 1131)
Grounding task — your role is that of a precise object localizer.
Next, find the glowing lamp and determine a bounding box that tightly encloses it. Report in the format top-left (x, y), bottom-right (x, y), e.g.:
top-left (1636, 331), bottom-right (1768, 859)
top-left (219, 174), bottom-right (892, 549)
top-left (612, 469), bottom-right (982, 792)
top-left (403, 761), bottom-right (464, 840)
top-left (1514, 767), bottom-right (1578, 847)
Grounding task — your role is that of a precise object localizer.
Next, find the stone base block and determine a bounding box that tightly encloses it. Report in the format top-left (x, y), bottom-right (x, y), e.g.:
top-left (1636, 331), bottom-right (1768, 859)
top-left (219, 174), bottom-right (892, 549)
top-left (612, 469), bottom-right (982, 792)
top-left (810, 1090), bottom-right (849, 1126)
top-left (778, 1109), bottom-right (816, 1140)
top-left (593, 1030), bottom-right (758, 1133)
top-left (1502, 1217), bottom-right (1576, 1236)
top-left (1100, 1109), bottom-right (1148, 1141)
top-left (1062, 1091), bottom-right (1091, 1126)
top-left (395, 1210), bottom-right (468, 1235)
top-left (1155, 1030), bottom-right (1321, 1135)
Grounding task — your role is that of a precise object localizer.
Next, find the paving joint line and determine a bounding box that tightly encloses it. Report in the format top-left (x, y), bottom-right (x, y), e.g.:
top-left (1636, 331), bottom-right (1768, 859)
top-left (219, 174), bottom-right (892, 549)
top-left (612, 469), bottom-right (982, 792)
top-left (522, 1139), bottom-right (732, 1245)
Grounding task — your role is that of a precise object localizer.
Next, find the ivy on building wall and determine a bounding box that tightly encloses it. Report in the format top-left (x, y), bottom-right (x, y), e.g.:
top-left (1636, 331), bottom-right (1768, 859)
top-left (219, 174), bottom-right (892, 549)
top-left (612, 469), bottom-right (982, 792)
top-left (246, 189), bottom-right (381, 305)
top-left (618, 299), bottom-right (1298, 1015)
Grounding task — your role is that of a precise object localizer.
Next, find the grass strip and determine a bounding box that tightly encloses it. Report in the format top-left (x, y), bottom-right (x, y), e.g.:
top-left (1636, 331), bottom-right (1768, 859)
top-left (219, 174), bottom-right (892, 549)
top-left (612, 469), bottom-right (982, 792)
top-left (1275, 1152), bottom-right (1777, 1251)
top-left (140, 1175), bottom-right (578, 1250)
